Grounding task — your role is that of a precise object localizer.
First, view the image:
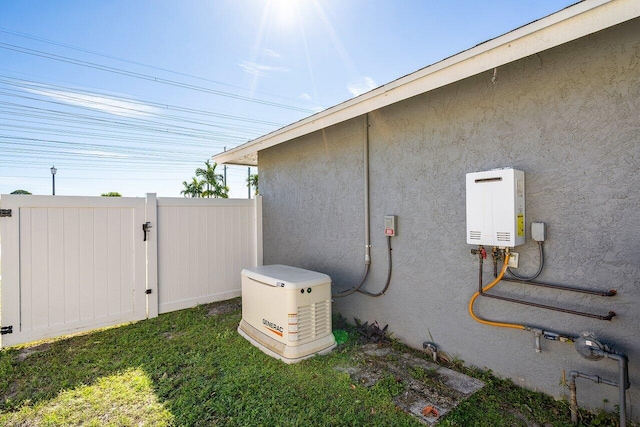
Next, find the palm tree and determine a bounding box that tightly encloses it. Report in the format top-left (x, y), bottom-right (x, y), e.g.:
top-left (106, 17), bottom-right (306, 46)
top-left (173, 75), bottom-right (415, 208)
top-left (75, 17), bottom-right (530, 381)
top-left (247, 174), bottom-right (258, 196)
top-left (180, 177), bottom-right (204, 198)
top-left (195, 160), bottom-right (229, 198)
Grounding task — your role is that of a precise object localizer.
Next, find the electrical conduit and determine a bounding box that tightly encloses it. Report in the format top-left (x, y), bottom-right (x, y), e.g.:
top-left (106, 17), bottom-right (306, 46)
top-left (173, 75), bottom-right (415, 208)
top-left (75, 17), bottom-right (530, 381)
top-left (333, 114), bottom-right (371, 297)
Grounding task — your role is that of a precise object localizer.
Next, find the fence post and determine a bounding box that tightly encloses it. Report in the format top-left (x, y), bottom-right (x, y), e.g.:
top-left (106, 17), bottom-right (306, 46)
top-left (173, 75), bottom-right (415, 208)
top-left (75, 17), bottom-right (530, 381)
top-left (255, 195), bottom-right (263, 266)
top-left (0, 195), bottom-right (20, 348)
top-left (145, 193), bottom-right (159, 319)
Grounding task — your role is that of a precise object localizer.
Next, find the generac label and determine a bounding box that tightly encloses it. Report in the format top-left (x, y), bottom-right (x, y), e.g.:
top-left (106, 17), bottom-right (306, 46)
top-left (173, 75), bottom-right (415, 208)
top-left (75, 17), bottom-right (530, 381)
top-left (263, 318), bottom-right (283, 337)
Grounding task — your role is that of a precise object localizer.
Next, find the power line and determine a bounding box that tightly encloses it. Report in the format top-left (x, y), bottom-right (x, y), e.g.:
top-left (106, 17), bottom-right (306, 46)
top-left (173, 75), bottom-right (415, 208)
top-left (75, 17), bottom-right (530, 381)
top-left (0, 136), bottom-right (208, 159)
top-left (0, 26), bottom-right (321, 109)
top-left (0, 106), bottom-right (246, 146)
top-left (0, 74), bottom-right (285, 127)
top-left (0, 96), bottom-right (252, 141)
top-left (0, 41), bottom-right (314, 113)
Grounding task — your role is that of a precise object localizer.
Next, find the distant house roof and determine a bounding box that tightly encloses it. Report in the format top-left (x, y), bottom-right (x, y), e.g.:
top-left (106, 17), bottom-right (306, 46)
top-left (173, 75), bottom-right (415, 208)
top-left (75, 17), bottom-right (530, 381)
top-left (215, 0), bottom-right (640, 166)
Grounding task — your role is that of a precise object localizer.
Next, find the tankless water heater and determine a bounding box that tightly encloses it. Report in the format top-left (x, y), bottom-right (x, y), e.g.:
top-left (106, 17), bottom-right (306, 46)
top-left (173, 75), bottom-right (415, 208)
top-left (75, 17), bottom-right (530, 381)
top-left (466, 168), bottom-right (525, 248)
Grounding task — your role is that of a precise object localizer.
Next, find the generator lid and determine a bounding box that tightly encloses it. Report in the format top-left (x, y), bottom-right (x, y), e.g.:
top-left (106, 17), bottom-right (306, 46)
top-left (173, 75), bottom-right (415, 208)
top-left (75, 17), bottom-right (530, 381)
top-left (242, 265), bottom-right (331, 289)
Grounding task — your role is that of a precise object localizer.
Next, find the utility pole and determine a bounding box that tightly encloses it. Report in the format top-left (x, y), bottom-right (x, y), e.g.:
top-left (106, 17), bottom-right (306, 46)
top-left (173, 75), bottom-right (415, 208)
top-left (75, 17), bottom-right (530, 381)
top-left (248, 167), bottom-right (251, 199)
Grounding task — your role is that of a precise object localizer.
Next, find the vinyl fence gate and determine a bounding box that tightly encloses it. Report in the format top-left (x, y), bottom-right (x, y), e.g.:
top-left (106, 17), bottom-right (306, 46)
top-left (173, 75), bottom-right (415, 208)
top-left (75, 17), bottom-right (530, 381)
top-left (0, 193), bottom-right (262, 348)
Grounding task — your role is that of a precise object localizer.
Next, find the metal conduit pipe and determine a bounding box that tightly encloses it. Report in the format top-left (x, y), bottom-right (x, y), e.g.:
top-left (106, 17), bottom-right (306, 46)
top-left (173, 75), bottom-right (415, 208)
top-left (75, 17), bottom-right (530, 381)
top-left (479, 246), bottom-right (616, 320)
top-left (333, 264), bottom-right (370, 298)
top-left (569, 353), bottom-right (629, 426)
top-left (469, 248), bottom-right (585, 352)
top-left (357, 236), bottom-right (392, 297)
top-left (363, 113), bottom-right (371, 265)
top-left (480, 293), bottom-right (616, 321)
top-left (570, 333), bottom-right (630, 427)
top-left (501, 277), bottom-right (617, 297)
top-left (569, 371), bottom-right (612, 423)
top-left (333, 114), bottom-right (371, 298)
top-left (607, 351), bottom-right (630, 427)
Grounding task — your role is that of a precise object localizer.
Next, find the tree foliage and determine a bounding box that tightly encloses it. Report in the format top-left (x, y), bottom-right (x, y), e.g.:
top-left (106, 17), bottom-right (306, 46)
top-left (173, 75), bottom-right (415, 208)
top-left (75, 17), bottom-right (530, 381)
top-left (182, 160), bottom-right (229, 198)
top-left (101, 192), bottom-right (122, 197)
top-left (10, 189), bottom-right (32, 195)
top-left (180, 177), bottom-right (204, 198)
top-left (247, 174), bottom-right (258, 196)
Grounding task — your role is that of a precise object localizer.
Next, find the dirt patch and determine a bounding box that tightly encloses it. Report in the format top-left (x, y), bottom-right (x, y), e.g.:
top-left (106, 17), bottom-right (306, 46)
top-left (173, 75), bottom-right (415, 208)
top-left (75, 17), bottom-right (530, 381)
top-left (16, 342), bottom-right (52, 362)
top-left (162, 331), bottom-right (186, 340)
top-left (336, 343), bottom-right (484, 425)
top-left (206, 299), bottom-right (242, 317)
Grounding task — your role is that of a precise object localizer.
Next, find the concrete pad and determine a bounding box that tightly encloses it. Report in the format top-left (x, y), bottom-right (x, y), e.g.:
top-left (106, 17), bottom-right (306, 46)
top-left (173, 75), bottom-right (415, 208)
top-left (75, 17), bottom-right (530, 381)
top-left (335, 343), bottom-right (485, 425)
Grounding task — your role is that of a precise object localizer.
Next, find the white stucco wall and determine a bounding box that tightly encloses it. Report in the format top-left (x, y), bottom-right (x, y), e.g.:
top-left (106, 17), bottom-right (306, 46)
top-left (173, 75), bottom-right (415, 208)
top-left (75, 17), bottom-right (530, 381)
top-left (259, 18), bottom-right (640, 417)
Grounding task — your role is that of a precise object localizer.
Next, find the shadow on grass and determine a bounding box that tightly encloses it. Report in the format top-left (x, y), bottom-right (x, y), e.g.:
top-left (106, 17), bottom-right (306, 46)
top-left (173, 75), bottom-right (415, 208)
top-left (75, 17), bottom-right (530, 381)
top-left (0, 299), bottom-right (421, 426)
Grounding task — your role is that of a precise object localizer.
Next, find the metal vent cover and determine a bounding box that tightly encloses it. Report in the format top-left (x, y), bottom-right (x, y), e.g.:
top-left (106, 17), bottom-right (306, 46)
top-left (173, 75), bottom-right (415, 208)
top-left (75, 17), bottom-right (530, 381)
top-left (496, 232), bottom-right (511, 242)
top-left (297, 300), bottom-right (331, 344)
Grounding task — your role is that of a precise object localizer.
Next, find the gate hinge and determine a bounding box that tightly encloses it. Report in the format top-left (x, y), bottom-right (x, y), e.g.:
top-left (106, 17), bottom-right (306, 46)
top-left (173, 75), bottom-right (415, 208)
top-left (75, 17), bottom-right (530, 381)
top-left (145, 289), bottom-right (152, 294)
top-left (0, 209), bottom-right (11, 217)
top-left (1, 326), bottom-right (13, 335)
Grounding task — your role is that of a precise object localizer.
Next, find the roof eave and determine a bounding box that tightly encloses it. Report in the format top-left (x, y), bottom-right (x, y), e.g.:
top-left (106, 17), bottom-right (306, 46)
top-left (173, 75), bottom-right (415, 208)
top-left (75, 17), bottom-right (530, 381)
top-left (214, 0), bottom-right (639, 166)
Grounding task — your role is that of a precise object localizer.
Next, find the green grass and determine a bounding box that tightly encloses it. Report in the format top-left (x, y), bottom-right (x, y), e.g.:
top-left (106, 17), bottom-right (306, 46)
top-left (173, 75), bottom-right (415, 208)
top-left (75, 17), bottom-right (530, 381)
top-left (0, 299), bottom-right (629, 426)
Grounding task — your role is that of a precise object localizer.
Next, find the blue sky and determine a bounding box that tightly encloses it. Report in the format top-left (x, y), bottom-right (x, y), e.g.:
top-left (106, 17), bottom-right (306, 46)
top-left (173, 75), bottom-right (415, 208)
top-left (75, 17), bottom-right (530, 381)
top-left (0, 0), bottom-right (576, 198)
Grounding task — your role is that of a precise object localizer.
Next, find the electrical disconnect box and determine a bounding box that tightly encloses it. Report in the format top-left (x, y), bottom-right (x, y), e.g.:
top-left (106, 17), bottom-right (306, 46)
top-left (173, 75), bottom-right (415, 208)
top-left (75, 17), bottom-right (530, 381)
top-left (466, 168), bottom-right (525, 248)
top-left (384, 215), bottom-right (397, 237)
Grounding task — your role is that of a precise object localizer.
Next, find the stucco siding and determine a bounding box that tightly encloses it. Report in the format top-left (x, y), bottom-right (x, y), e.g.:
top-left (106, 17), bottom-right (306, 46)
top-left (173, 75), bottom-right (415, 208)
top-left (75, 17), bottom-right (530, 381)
top-left (260, 19), bottom-right (640, 416)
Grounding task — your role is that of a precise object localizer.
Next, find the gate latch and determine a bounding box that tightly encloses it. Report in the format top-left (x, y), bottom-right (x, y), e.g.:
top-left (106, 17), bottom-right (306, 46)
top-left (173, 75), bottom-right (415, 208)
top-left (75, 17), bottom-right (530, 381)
top-left (0, 209), bottom-right (11, 217)
top-left (142, 222), bottom-right (152, 241)
top-left (1, 326), bottom-right (13, 335)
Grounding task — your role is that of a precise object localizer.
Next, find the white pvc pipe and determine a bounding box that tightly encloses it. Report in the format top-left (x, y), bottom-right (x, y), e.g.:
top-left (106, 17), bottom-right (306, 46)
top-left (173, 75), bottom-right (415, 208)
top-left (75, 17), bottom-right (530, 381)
top-left (364, 113), bottom-right (371, 264)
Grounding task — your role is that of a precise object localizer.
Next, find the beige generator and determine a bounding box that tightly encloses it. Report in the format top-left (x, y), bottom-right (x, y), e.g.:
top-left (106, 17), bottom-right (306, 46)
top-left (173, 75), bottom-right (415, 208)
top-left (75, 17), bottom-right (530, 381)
top-left (238, 265), bottom-right (337, 363)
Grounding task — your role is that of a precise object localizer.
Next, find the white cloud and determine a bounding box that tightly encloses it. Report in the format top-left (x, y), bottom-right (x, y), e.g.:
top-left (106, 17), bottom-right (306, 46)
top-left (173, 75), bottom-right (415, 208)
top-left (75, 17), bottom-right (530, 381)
top-left (300, 93), bottom-right (311, 101)
top-left (347, 76), bottom-right (378, 97)
top-left (25, 87), bottom-right (156, 118)
top-left (71, 150), bottom-right (131, 159)
top-left (261, 48), bottom-right (282, 59)
top-left (239, 61), bottom-right (289, 77)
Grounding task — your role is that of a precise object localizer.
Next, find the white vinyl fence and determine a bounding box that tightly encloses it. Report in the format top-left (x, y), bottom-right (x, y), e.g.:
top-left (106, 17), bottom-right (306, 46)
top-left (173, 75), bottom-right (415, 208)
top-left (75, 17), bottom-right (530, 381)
top-left (156, 197), bottom-right (261, 314)
top-left (0, 194), bottom-right (262, 348)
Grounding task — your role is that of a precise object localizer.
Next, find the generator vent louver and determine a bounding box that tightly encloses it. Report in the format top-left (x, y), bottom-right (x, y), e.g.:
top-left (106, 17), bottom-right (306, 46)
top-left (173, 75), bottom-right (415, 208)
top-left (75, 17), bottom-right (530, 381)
top-left (297, 300), bottom-right (331, 344)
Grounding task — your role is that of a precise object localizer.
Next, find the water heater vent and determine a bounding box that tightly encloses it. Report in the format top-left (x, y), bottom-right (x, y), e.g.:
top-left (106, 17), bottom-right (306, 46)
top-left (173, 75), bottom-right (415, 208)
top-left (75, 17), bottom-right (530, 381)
top-left (496, 232), bottom-right (511, 242)
top-left (469, 231), bottom-right (482, 241)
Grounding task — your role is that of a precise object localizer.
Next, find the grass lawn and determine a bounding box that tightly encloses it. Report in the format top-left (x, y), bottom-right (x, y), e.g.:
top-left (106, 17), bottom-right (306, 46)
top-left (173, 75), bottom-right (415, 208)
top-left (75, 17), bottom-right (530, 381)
top-left (0, 299), bottom-right (626, 426)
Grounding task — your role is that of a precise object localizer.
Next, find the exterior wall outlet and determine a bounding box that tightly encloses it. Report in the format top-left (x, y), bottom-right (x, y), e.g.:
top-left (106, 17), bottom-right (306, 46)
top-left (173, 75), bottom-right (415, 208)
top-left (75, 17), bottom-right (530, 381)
top-left (508, 252), bottom-right (519, 268)
top-left (384, 215), bottom-right (397, 237)
top-left (531, 222), bottom-right (546, 242)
